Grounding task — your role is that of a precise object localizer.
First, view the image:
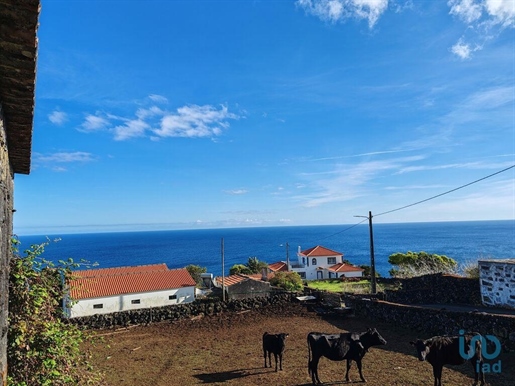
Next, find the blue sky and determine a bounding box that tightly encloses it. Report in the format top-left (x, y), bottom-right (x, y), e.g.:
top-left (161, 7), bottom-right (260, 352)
top-left (14, 0), bottom-right (515, 235)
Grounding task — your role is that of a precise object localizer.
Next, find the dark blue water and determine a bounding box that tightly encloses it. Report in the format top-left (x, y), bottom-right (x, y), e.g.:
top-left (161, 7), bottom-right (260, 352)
top-left (16, 220), bottom-right (515, 277)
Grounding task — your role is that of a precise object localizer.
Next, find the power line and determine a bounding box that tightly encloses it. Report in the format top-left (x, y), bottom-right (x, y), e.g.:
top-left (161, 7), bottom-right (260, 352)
top-left (322, 164), bottom-right (515, 239)
top-left (375, 164), bottom-right (515, 218)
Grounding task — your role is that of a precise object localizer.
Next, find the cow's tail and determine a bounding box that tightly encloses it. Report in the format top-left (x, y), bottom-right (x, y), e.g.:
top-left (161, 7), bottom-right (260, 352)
top-left (307, 335), bottom-right (312, 376)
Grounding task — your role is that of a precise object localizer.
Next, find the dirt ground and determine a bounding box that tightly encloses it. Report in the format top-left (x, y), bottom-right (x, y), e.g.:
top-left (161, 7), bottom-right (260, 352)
top-left (88, 303), bottom-right (514, 386)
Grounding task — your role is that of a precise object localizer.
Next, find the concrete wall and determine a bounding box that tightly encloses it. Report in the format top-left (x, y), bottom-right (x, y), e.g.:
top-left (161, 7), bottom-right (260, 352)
top-left (0, 105), bottom-right (14, 385)
top-left (480, 259), bottom-right (515, 309)
top-left (67, 286), bottom-right (195, 318)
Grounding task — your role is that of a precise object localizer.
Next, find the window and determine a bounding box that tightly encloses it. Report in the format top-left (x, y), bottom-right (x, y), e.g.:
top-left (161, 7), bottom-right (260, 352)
top-left (328, 257), bottom-right (336, 264)
top-left (169, 294), bottom-right (177, 300)
top-left (93, 304), bottom-right (103, 309)
top-left (131, 299), bottom-right (141, 304)
top-left (312, 258), bottom-right (317, 265)
top-left (298, 272), bottom-right (306, 279)
top-left (302, 257), bottom-right (306, 265)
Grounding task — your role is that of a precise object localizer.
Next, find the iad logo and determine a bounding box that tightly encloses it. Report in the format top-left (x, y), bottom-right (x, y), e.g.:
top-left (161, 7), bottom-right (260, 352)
top-left (458, 330), bottom-right (502, 374)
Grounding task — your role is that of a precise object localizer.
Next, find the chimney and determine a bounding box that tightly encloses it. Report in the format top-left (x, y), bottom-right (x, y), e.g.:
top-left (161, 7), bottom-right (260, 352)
top-left (261, 267), bottom-right (268, 281)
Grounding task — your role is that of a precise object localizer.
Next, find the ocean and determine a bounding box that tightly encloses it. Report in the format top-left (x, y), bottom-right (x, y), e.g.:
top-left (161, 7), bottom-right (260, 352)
top-left (16, 220), bottom-right (515, 277)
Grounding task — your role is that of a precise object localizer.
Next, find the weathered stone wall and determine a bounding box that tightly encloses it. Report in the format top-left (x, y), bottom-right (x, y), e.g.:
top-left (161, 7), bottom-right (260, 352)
top-left (227, 279), bottom-right (271, 300)
top-left (381, 273), bottom-right (481, 305)
top-left (0, 105), bottom-right (14, 385)
top-left (68, 292), bottom-right (296, 330)
top-left (479, 259), bottom-right (515, 309)
top-left (346, 298), bottom-right (515, 349)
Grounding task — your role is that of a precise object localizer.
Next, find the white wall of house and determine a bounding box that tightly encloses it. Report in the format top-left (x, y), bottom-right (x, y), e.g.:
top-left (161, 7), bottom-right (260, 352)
top-left (327, 271), bottom-right (363, 279)
top-left (65, 286), bottom-right (195, 318)
top-left (292, 254), bottom-right (346, 280)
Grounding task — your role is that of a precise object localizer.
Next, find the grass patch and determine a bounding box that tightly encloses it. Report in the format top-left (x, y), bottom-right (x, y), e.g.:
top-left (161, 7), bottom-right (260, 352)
top-left (307, 279), bottom-right (374, 293)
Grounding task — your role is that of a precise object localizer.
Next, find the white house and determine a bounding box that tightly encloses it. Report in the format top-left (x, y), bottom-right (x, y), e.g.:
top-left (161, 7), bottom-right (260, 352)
top-left (65, 263), bottom-right (196, 318)
top-left (269, 245), bottom-right (363, 280)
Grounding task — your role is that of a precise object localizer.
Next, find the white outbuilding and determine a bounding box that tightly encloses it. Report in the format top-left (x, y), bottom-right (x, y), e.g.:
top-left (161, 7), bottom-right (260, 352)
top-left (64, 263), bottom-right (196, 318)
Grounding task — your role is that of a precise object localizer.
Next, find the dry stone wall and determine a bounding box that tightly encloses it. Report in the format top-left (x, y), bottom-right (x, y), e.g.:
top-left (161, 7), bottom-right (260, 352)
top-left (68, 292), bottom-right (295, 330)
top-left (479, 259), bottom-right (515, 309)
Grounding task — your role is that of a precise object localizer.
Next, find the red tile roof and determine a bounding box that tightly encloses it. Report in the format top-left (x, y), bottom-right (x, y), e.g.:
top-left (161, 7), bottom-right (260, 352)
top-left (69, 266), bottom-right (196, 300)
top-left (268, 261), bottom-right (288, 272)
top-left (73, 263), bottom-right (169, 278)
top-left (327, 263), bottom-right (364, 273)
top-left (214, 273), bottom-right (274, 287)
top-left (299, 245), bottom-right (343, 257)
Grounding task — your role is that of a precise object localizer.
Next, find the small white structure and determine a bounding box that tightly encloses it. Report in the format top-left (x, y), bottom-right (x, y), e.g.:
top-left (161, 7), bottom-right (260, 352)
top-left (479, 259), bottom-right (515, 309)
top-left (65, 263), bottom-right (196, 318)
top-left (269, 245), bottom-right (363, 280)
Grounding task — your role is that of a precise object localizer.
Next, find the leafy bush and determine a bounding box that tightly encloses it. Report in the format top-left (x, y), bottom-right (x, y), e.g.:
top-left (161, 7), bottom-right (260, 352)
top-left (229, 264), bottom-right (252, 275)
top-left (229, 256), bottom-right (268, 275)
top-left (185, 264), bottom-right (207, 287)
top-left (269, 271), bottom-right (303, 291)
top-left (388, 251), bottom-right (457, 278)
top-left (8, 238), bottom-right (105, 386)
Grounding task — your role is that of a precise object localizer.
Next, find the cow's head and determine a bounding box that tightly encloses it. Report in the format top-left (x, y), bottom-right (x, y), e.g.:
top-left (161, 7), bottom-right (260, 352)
top-left (278, 333), bottom-right (289, 342)
top-left (410, 339), bottom-right (430, 361)
top-left (366, 327), bottom-right (387, 347)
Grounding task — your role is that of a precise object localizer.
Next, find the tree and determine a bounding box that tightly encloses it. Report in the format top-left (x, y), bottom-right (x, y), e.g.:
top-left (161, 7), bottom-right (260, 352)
top-left (269, 271), bottom-right (303, 291)
top-left (246, 257), bottom-right (268, 274)
top-left (229, 257), bottom-right (268, 276)
top-left (229, 264), bottom-right (252, 275)
top-left (8, 239), bottom-right (104, 386)
top-left (388, 251), bottom-right (457, 278)
top-left (185, 264), bottom-right (207, 287)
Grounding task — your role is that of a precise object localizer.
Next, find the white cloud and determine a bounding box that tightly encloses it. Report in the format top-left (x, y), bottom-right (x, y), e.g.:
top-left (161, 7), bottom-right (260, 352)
top-left (448, 0), bottom-right (483, 23)
top-left (448, 0), bottom-right (514, 58)
top-left (78, 102), bottom-right (240, 141)
top-left (148, 94), bottom-right (169, 104)
top-left (113, 119), bottom-right (150, 141)
top-left (451, 39), bottom-right (472, 59)
top-left (48, 110), bottom-right (67, 125)
top-left (224, 189), bottom-right (249, 195)
top-left (296, 0), bottom-right (389, 28)
top-left (485, 0), bottom-right (515, 27)
top-left (79, 114), bottom-right (110, 132)
top-left (154, 104), bottom-right (239, 138)
top-left (34, 151), bottom-right (95, 163)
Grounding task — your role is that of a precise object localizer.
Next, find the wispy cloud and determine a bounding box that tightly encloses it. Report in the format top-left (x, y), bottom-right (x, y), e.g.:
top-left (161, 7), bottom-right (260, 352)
top-left (148, 94), bottom-right (169, 104)
top-left (154, 104), bottom-right (239, 139)
top-left (48, 110), bottom-right (67, 125)
top-left (296, 0), bottom-right (389, 28)
top-left (79, 114), bottom-right (110, 132)
top-left (35, 151), bottom-right (95, 163)
top-left (223, 189), bottom-right (249, 195)
top-left (33, 151), bottom-right (96, 171)
top-left (77, 99), bottom-right (241, 141)
top-left (448, 0), bottom-right (514, 59)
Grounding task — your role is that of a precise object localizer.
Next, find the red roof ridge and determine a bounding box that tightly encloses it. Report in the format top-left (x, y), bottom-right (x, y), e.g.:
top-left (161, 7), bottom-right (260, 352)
top-left (299, 245), bottom-right (343, 257)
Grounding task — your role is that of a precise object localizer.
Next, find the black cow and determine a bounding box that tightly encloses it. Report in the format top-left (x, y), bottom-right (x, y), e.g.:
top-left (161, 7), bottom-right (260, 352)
top-left (410, 334), bottom-right (485, 386)
top-left (262, 332), bottom-right (289, 371)
top-left (307, 328), bottom-right (387, 384)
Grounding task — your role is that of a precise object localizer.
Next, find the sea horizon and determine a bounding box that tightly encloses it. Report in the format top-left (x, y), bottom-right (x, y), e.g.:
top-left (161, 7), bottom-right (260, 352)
top-left (14, 218), bottom-right (515, 237)
top-left (16, 219), bottom-right (515, 278)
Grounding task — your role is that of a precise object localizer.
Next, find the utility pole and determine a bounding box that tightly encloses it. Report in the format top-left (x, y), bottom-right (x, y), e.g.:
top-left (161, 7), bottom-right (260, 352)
top-left (355, 211), bottom-right (377, 294)
top-left (221, 237), bottom-right (225, 301)
top-left (285, 242), bottom-right (290, 271)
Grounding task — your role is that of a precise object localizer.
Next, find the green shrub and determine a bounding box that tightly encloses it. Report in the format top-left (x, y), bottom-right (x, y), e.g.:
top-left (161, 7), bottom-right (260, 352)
top-left (8, 238), bottom-right (105, 386)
